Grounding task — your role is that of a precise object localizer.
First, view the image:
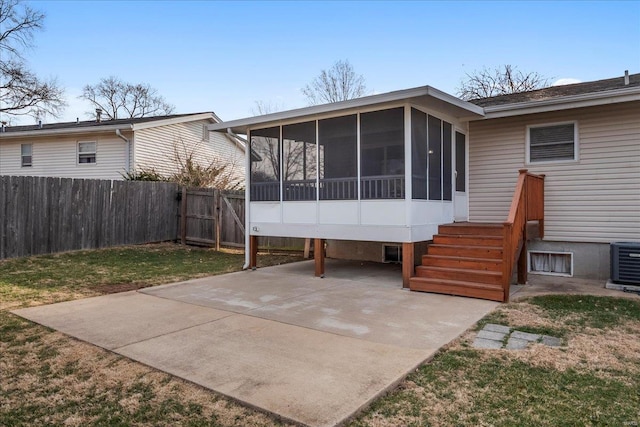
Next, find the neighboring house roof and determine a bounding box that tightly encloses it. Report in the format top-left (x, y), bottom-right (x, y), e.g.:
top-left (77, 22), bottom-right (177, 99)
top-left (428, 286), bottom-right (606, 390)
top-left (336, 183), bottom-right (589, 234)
top-left (0, 112), bottom-right (218, 137)
top-left (0, 112), bottom-right (247, 152)
top-left (472, 72), bottom-right (640, 119)
top-left (210, 86), bottom-right (485, 135)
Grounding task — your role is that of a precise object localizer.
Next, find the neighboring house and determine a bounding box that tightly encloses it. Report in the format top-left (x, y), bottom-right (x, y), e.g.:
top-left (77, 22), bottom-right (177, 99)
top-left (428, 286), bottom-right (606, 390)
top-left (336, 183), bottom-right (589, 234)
top-left (0, 112), bottom-right (246, 186)
top-left (209, 71), bottom-right (639, 301)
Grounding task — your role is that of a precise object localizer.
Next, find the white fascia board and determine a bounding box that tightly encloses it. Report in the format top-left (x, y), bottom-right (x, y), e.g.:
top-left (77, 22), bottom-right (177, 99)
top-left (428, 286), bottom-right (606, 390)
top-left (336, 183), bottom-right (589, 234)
top-left (0, 123), bottom-right (133, 139)
top-left (209, 85), bottom-right (484, 134)
top-left (481, 87), bottom-right (640, 119)
top-left (131, 113), bottom-right (217, 130)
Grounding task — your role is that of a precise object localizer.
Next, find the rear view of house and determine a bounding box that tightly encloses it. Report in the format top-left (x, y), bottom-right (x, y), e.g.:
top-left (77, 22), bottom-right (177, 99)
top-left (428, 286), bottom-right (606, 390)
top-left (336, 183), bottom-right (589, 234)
top-left (209, 71), bottom-right (639, 301)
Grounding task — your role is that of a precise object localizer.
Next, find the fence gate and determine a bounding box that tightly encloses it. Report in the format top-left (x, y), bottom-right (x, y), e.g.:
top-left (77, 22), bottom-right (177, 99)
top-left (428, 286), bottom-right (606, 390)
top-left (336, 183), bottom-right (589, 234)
top-left (179, 188), bottom-right (245, 248)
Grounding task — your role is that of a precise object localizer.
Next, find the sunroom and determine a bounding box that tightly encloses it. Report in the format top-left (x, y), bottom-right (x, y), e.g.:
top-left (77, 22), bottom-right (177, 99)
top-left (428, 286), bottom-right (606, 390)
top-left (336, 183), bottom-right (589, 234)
top-left (210, 86), bottom-right (485, 285)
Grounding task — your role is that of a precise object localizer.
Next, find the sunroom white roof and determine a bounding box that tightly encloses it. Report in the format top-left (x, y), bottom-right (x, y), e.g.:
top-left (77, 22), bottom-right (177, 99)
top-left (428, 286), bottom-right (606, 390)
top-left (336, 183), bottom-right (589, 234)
top-left (210, 85), bottom-right (485, 134)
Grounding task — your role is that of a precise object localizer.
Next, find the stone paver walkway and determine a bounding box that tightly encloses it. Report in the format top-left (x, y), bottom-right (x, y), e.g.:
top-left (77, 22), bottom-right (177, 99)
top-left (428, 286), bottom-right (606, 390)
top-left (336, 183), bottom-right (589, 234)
top-left (473, 323), bottom-right (562, 350)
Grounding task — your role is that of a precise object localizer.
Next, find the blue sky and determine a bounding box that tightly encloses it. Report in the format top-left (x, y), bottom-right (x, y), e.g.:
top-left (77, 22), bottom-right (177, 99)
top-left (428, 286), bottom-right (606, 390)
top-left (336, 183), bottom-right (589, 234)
top-left (19, 0), bottom-right (640, 124)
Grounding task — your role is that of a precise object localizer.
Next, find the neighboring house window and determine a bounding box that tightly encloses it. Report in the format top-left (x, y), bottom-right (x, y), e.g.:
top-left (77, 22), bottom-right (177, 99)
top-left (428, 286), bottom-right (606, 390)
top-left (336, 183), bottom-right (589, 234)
top-left (78, 141), bottom-right (97, 164)
top-left (527, 122), bottom-right (577, 163)
top-left (202, 124), bottom-right (210, 142)
top-left (21, 144), bottom-right (32, 167)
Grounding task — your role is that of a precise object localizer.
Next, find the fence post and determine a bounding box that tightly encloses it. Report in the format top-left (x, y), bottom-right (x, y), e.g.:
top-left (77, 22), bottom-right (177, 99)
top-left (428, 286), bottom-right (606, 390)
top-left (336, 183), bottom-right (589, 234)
top-left (215, 190), bottom-right (221, 251)
top-left (180, 187), bottom-right (187, 245)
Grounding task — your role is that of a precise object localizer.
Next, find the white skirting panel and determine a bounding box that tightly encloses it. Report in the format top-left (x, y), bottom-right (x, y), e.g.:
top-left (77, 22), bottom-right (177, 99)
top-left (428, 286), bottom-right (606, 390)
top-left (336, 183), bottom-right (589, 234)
top-left (250, 202), bottom-right (281, 223)
top-left (282, 201), bottom-right (317, 224)
top-left (409, 200), bottom-right (454, 226)
top-left (360, 200), bottom-right (406, 226)
top-left (318, 201), bottom-right (359, 225)
top-left (249, 223), bottom-right (412, 243)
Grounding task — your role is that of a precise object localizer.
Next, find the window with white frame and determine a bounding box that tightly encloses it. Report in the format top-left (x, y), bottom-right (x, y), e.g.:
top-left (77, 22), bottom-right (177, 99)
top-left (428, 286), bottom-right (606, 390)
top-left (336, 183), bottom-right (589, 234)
top-left (202, 124), bottom-right (210, 142)
top-left (21, 143), bottom-right (32, 167)
top-left (528, 251), bottom-right (573, 276)
top-left (78, 141), bottom-right (97, 164)
top-left (527, 122), bottom-right (577, 163)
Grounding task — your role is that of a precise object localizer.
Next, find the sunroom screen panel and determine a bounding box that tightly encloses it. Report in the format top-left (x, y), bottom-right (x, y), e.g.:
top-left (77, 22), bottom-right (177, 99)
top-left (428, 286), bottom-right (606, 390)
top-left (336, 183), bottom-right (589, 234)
top-left (283, 121), bottom-right (317, 201)
top-left (360, 107), bottom-right (405, 199)
top-left (319, 115), bottom-right (357, 200)
top-left (250, 127), bottom-right (280, 201)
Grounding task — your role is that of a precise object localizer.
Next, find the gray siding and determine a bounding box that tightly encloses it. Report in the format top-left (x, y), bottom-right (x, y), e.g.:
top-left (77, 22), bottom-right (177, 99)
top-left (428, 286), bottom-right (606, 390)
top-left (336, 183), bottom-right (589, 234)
top-left (468, 101), bottom-right (640, 243)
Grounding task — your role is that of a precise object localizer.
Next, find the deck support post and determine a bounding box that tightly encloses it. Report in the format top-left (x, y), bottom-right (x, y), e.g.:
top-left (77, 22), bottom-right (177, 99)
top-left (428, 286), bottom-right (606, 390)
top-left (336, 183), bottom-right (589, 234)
top-left (249, 235), bottom-right (258, 269)
top-left (517, 238), bottom-right (527, 285)
top-left (314, 238), bottom-right (325, 277)
top-left (402, 242), bottom-right (415, 289)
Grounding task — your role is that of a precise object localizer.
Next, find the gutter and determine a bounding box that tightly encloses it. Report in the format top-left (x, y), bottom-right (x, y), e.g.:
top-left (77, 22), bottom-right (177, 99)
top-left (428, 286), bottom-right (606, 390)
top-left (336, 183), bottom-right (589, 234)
top-left (0, 123), bottom-right (133, 138)
top-left (115, 129), bottom-right (131, 173)
top-left (226, 127), bottom-right (251, 271)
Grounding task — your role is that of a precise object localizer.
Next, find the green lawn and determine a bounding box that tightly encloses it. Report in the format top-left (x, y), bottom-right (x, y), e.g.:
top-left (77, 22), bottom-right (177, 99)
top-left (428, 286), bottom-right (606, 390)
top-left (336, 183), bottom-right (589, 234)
top-left (2, 245), bottom-right (639, 426)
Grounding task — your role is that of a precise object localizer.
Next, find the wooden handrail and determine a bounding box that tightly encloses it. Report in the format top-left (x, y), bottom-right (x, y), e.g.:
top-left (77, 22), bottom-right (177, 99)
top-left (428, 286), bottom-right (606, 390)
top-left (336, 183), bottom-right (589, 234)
top-left (502, 169), bottom-right (545, 300)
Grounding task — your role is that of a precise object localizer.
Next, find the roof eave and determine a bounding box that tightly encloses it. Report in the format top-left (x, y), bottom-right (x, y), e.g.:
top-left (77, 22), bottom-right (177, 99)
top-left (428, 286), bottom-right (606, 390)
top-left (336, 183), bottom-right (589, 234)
top-left (0, 123), bottom-right (134, 139)
top-left (480, 87), bottom-right (640, 119)
top-left (209, 86), bottom-right (484, 134)
top-left (131, 112), bottom-right (217, 130)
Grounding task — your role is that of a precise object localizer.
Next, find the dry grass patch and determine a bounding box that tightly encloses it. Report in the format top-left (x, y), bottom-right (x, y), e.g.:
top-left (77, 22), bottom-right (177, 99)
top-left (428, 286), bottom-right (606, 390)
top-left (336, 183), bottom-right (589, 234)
top-left (1, 244), bottom-right (302, 426)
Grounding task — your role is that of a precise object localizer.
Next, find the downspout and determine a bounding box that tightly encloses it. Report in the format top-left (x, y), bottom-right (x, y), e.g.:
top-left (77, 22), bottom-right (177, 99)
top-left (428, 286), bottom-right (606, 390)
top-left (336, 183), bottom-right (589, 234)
top-left (115, 129), bottom-right (131, 173)
top-left (227, 127), bottom-right (251, 270)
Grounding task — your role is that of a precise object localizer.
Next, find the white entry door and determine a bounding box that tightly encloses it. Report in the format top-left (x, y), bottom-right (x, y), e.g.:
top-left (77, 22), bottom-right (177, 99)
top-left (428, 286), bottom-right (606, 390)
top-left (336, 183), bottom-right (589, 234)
top-left (454, 131), bottom-right (469, 222)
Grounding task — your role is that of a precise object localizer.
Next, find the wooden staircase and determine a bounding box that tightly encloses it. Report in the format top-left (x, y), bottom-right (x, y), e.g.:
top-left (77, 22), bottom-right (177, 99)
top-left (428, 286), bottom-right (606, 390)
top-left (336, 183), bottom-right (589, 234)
top-left (410, 223), bottom-right (507, 302)
top-left (409, 169), bottom-right (545, 302)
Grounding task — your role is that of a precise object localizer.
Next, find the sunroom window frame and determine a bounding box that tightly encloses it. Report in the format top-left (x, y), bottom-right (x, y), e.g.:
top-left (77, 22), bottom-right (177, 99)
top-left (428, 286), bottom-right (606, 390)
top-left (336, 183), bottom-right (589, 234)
top-left (526, 121), bottom-right (579, 164)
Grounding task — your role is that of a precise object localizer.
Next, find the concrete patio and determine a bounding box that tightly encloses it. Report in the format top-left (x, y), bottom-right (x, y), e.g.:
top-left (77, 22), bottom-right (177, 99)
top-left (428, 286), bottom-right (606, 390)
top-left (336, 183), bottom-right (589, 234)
top-left (13, 259), bottom-right (498, 427)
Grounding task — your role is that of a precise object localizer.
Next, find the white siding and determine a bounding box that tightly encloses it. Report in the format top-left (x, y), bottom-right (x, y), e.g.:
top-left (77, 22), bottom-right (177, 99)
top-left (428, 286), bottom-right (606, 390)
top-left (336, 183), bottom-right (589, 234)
top-left (134, 120), bottom-right (245, 187)
top-left (468, 101), bottom-right (640, 243)
top-left (0, 134), bottom-right (128, 180)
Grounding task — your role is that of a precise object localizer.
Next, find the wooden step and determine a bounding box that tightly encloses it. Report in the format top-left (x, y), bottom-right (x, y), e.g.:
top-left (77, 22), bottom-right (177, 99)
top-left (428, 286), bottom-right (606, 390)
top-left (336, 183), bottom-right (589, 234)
top-left (410, 277), bottom-right (505, 302)
top-left (421, 254), bottom-right (503, 272)
top-left (415, 265), bottom-right (503, 285)
top-left (438, 223), bottom-right (504, 237)
top-left (427, 244), bottom-right (503, 259)
top-left (433, 234), bottom-right (503, 247)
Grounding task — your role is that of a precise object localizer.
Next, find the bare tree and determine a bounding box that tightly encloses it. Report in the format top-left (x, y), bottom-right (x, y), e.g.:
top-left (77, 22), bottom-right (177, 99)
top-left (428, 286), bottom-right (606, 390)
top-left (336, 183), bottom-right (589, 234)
top-left (80, 76), bottom-right (174, 120)
top-left (0, 0), bottom-right (65, 120)
top-left (457, 65), bottom-right (550, 100)
top-left (124, 138), bottom-right (241, 190)
top-left (302, 59), bottom-right (367, 105)
top-left (251, 99), bottom-right (283, 116)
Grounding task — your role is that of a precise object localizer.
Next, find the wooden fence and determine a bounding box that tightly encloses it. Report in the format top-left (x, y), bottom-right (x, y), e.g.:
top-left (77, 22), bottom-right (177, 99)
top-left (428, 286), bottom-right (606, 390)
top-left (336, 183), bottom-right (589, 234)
top-left (0, 176), bottom-right (303, 260)
top-left (0, 176), bottom-right (179, 260)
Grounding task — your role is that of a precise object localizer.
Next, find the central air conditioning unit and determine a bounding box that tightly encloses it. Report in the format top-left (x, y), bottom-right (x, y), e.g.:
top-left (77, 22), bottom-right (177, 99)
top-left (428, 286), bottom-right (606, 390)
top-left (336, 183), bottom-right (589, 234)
top-left (610, 242), bottom-right (640, 285)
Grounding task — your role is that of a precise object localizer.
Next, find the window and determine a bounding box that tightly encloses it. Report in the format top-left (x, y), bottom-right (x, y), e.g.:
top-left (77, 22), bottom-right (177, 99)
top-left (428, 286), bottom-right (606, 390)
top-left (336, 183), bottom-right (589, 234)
top-left (21, 144), bottom-right (32, 167)
top-left (528, 251), bottom-right (573, 276)
top-left (528, 122), bottom-right (577, 163)
top-left (318, 114), bottom-right (357, 200)
top-left (360, 107), bottom-right (405, 199)
top-left (283, 121), bottom-right (317, 201)
top-left (202, 124), bottom-right (210, 142)
top-left (250, 127), bottom-right (280, 201)
top-left (78, 142), bottom-right (96, 164)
